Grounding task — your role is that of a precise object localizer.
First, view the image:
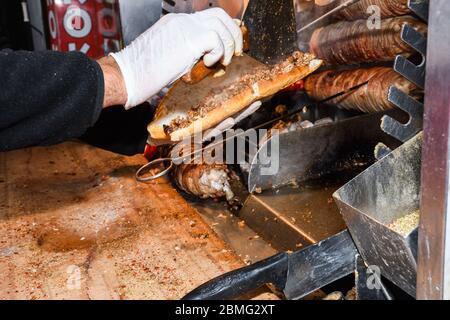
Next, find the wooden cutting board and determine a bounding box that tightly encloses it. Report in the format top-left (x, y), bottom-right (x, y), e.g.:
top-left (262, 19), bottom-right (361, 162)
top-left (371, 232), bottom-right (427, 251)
top-left (0, 142), bottom-right (275, 300)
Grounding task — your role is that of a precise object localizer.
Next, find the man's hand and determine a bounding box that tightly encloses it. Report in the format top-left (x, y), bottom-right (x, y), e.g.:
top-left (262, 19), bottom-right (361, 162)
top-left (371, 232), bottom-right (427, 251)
top-left (110, 8), bottom-right (243, 109)
top-left (98, 56), bottom-right (127, 108)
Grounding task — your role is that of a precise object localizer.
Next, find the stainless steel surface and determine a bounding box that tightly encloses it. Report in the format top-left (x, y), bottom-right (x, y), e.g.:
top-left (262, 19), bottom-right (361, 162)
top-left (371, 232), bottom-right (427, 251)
top-left (334, 133), bottom-right (423, 297)
top-left (26, 0), bottom-right (47, 51)
top-left (381, 86), bottom-right (424, 143)
top-left (417, 0), bottom-right (450, 300)
top-left (284, 230), bottom-right (358, 300)
top-left (191, 199), bottom-right (278, 264)
top-left (393, 24), bottom-right (427, 88)
top-left (182, 230), bottom-right (354, 300)
top-left (408, 0), bottom-right (429, 22)
top-left (247, 111), bottom-right (401, 193)
top-left (119, 0), bottom-right (162, 45)
top-left (240, 180), bottom-right (348, 253)
top-left (374, 142), bottom-right (393, 161)
top-left (380, 0), bottom-right (428, 159)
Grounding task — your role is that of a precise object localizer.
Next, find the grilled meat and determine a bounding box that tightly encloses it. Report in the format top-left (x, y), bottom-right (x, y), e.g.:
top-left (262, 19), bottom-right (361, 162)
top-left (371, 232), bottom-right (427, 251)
top-left (174, 162), bottom-right (235, 201)
top-left (335, 0), bottom-right (411, 20)
top-left (310, 16), bottom-right (427, 65)
top-left (304, 67), bottom-right (417, 113)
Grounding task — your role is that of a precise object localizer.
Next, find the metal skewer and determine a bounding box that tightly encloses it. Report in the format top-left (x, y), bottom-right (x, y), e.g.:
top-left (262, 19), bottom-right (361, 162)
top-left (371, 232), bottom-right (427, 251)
top-left (297, 0), bottom-right (362, 33)
top-left (136, 80), bottom-right (369, 182)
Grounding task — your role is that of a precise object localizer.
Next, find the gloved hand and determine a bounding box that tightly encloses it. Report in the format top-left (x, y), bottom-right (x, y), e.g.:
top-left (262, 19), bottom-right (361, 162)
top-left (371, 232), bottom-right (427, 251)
top-left (111, 8), bottom-right (243, 109)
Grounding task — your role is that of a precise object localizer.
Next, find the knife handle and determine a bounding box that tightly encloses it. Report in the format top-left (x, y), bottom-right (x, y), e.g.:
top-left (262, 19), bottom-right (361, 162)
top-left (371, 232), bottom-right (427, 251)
top-left (182, 252), bottom-right (288, 300)
top-left (181, 60), bottom-right (213, 85)
top-left (182, 26), bottom-right (249, 85)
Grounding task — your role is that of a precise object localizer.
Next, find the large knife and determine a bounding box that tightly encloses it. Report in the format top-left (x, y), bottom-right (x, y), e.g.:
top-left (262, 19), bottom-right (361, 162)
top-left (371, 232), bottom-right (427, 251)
top-left (182, 0), bottom-right (298, 83)
top-left (183, 0), bottom-right (363, 83)
top-left (183, 230), bottom-right (357, 300)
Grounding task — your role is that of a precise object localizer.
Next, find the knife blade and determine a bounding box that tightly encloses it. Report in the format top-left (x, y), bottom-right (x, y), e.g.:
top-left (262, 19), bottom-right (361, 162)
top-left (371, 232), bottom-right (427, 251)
top-left (243, 0), bottom-right (298, 65)
top-left (182, 230), bottom-right (358, 300)
top-left (183, 0), bottom-right (298, 83)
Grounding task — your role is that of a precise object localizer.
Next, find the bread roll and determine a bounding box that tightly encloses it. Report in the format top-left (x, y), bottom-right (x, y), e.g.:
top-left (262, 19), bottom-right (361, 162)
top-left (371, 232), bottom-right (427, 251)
top-left (148, 52), bottom-right (322, 142)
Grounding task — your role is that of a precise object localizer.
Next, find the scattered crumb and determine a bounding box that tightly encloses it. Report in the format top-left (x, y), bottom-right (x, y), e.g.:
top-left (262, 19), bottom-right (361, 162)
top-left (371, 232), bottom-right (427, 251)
top-left (389, 210), bottom-right (420, 236)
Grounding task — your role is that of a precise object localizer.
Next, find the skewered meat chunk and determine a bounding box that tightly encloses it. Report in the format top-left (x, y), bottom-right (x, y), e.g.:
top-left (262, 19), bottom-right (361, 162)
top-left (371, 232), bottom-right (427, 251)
top-left (309, 16), bottom-right (427, 65)
top-left (335, 0), bottom-right (411, 20)
top-left (173, 161), bottom-right (235, 201)
top-left (304, 67), bottom-right (417, 113)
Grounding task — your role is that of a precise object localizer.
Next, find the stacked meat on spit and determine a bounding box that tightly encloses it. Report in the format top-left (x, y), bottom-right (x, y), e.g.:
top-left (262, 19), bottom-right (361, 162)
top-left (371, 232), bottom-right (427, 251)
top-left (305, 0), bottom-right (426, 113)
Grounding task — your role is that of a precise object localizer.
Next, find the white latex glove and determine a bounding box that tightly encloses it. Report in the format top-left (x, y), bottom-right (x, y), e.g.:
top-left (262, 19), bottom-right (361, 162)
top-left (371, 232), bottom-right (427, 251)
top-left (203, 101), bottom-right (263, 142)
top-left (111, 8), bottom-right (243, 109)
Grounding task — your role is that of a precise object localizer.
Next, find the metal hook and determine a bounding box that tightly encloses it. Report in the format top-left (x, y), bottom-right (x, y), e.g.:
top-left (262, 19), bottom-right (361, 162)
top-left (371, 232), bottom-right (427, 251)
top-left (135, 158), bottom-right (174, 182)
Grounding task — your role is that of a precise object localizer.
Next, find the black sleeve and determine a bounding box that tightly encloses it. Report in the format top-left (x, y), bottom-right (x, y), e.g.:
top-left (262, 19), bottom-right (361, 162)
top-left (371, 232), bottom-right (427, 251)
top-left (0, 50), bottom-right (104, 152)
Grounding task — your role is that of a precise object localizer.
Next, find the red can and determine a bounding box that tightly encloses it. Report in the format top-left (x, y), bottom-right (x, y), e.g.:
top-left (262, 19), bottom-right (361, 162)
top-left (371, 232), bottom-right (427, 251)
top-left (45, 0), bottom-right (124, 59)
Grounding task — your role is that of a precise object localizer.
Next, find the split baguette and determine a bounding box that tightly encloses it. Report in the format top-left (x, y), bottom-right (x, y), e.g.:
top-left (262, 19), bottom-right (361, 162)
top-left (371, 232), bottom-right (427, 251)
top-left (148, 52), bottom-right (322, 142)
